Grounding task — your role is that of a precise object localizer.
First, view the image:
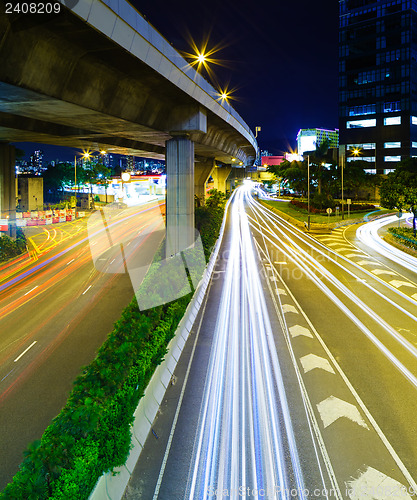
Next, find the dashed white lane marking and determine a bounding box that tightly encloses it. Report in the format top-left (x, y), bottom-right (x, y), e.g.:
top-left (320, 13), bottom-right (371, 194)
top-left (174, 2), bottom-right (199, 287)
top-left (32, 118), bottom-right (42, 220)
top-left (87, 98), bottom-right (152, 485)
top-left (269, 276), bottom-right (278, 282)
top-left (371, 269), bottom-right (397, 276)
top-left (344, 253), bottom-right (366, 258)
top-left (14, 341), bottom-right (37, 363)
top-left (300, 353), bottom-right (335, 374)
top-left (389, 280), bottom-right (416, 289)
top-left (317, 396), bottom-right (369, 430)
top-left (412, 294), bottom-right (417, 301)
top-left (356, 260), bottom-right (382, 266)
top-left (24, 286), bottom-right (38, 296)
top-left (274, 261), bottom-right (287, 265)
top-left (289, 324), bottom-right (313, 338)
top-left (276, 288), bottom-right (287, 295)
top-left (282, 304), bottom-right (299, 314)
top-left (66, 258), bottom-right (75, 265)
top-left (346, 466), bottom-right (413, 500)
top-left (82, 285), bottom-right (92, 295)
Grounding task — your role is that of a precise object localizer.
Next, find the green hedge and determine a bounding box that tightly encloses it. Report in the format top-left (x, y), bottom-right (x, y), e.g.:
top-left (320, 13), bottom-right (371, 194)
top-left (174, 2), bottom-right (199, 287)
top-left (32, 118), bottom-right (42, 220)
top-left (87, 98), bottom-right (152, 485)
top-left (0, 229), bottom-right (27, 262)
top-left (388, 227), bottom-right (417, 251)
top-left (1, 200), bottom-right (225, 500)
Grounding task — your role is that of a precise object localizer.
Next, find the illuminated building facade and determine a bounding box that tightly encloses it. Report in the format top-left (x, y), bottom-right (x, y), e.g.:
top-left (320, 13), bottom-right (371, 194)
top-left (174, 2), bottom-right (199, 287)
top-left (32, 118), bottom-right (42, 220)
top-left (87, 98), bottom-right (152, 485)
top-left (29, 150), bottom-right (44, 173)
top-left (297, 128), bottom-right (339, 156)
top-left (339, 0), bottom-right (417, 173)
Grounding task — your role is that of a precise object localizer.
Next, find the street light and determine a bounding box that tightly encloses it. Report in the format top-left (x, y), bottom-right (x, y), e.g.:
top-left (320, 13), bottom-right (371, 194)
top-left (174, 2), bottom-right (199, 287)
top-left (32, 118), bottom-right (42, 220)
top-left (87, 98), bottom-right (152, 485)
top-left (121, 172), bottom-right (131, 202)
top-left (307, 155), bottom-right (310, 231)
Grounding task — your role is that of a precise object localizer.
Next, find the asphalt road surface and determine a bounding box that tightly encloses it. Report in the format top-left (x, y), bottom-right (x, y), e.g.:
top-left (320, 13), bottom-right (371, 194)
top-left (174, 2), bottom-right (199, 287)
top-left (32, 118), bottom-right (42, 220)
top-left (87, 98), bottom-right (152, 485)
top-left (0, 198), bottom-right (164, 489)
top-left (124, 186), bottom-right (417, 500)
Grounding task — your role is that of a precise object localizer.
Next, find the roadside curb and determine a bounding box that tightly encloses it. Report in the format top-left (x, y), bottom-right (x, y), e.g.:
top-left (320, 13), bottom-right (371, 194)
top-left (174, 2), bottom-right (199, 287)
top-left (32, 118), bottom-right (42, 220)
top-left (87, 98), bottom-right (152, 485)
top-left (88, 201), bottom-right (230, 500)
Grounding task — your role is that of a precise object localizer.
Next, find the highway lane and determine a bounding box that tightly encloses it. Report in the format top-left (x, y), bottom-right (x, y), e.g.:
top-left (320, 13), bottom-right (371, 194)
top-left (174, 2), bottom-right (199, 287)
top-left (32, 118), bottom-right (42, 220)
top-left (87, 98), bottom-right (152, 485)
top-left (0, 198), bottom-right (164, 489)
top-left (125, 186), bottom-right (417, 499)
top-left (247, 192), bottom-right (417, 495)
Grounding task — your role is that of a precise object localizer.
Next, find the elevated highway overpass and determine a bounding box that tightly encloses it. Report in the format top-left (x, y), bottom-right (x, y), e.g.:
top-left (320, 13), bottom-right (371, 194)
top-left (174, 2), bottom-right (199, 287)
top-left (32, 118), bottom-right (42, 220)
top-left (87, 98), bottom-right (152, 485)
top-left (0, 0), bottom-right (258, 249)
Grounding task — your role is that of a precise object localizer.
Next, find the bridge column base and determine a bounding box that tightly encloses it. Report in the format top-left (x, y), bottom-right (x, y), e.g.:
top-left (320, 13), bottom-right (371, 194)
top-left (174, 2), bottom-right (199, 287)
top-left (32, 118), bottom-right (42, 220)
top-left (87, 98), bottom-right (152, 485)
top-left (212, 165), bottom-right (232, 194)
top-left (194, 159), bottom-right (215, 206)
top-left (0, 144), bottom-right (16, 238)
top-left (166, 136), bottom-right (194, 256)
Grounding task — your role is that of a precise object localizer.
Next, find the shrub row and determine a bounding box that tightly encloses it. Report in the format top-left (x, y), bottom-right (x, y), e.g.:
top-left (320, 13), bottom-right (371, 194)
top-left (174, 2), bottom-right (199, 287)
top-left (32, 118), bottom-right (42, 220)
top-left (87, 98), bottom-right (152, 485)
top-left (1, 199), bottom-right (225, 500)
top-left (0, 229), bottom-right (27, 262)
top-left (290, 199), bottom-right (375, 214)
top-left (388, 227), bottom-right (417, 251)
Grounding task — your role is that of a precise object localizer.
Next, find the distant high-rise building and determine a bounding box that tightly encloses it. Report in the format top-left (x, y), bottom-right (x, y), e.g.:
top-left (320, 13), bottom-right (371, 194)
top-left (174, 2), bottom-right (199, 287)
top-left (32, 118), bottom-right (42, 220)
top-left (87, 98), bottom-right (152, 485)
top-left (29, 150), bottom-right (43, 172)
top-left (126, 155), bottom-right (135, 171)
top-left (297, 128), bottom-right (339, 156)
top-left (339, 0), bottom-right (417, 174)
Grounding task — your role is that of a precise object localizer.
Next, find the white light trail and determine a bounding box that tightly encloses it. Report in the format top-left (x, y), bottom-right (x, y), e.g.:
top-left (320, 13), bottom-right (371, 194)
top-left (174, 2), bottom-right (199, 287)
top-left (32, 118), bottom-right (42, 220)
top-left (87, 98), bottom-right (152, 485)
top-left (357, 214), bottom-right (417, 273)
top-left (186, 187), bottom-right (306, 500)
top-left (246, 199), bottom-right (417, 391)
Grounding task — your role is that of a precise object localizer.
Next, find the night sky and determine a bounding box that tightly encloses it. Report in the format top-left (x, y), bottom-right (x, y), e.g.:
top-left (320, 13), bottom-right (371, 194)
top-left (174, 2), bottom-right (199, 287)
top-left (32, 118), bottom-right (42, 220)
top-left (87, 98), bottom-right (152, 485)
top-left (15, 0), bottom-right (339, 161)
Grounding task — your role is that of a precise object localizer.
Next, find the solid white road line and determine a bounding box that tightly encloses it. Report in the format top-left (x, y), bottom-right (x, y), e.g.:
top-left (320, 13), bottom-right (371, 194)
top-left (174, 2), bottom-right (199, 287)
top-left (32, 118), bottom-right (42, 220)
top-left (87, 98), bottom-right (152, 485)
top-left (14, 341), bottom-right (37, 363)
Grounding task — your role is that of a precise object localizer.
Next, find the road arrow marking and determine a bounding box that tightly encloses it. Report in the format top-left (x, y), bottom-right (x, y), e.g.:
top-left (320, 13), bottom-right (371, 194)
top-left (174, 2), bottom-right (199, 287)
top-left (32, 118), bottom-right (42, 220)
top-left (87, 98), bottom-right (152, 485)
top-left (346, 466), bottom-right (413, 499)
top-left (356, 260), bottom-right (382, 266)
top-left (289, 325), bottom-right (313, 338)
top-left (300, 354), bottom-right (335, 374)
top-left (317, 395), bottom-right (369, 429)
top-left (282, 304), bottom-right (299, 314)
top-left (371, 269), bottom-right (396, 276)
top-left (390, 280), bottom-right (416, 289)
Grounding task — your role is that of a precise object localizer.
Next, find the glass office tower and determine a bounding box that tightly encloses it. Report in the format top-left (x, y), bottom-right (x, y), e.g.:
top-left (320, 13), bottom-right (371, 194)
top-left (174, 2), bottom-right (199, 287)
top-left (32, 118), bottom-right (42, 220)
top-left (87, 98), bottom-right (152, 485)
top-left (339, 0), bottom-right (417, 173)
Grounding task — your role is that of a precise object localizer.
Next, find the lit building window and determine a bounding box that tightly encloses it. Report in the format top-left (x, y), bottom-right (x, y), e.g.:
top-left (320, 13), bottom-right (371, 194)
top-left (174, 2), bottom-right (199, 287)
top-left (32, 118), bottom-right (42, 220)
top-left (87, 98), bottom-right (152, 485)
top-left (384, 116), bottom-right (401, 125)
top-left (348, 104), bottom-right (376, 116)
top-left (347, 143), bottom-right (375, 150)
top-left (412, 142), bottom-right (417, 148)
top-left (364, 169), bottom-right (377, 174)
top-left (384, 156), bottom-right (401, 162)
top-left (347, 157), bottom-right (375, 162)
top-left (384, 169), bottom-right (396, 174)
top-left (346, 119), bottom-right (376, 128)
top-left (383, 101), bottom-right (401, 113)
top-left (412, 117), bottom-right (417, 125)
top-left (384, 142), bottom-right (401, 148)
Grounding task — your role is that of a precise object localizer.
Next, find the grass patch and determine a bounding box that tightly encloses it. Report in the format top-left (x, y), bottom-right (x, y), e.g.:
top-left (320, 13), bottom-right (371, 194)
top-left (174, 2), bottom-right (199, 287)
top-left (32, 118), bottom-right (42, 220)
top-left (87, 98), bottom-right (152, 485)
top-left (262, 199), bottom-right (388, 224)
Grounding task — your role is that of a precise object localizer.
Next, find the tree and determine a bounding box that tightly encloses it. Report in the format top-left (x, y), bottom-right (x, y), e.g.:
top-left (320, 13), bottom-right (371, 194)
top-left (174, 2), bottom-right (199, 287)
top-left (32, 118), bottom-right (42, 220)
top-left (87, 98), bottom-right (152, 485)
top-left (380, 157), bottom-right (417, 235)
top-left (42, 162), bottom-right (74, 194)
top-left (303, 139), bottom-right (331, 194)
top-left (267, 160), bottom-right (307, 194)
top-left (78, 163), bottom-right (111, 206)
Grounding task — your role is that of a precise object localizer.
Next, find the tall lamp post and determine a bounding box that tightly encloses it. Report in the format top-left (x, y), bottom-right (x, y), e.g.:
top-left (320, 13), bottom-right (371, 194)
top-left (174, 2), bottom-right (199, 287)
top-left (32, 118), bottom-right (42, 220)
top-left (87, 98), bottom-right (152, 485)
top-left (307, 154), bottom-right (310, 231)
top-left (339, 145), bottom-right (346, 221)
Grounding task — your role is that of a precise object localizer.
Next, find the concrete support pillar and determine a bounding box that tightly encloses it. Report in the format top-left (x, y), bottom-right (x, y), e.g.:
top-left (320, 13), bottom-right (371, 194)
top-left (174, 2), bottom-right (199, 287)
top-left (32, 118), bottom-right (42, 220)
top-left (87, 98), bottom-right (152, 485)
top-left (194, 159), bottom-right (215, 205)
top-left (0, 143), bottom-right (16, 237)
top-left (166, 135), bottom-right (194, 256)
top-left (212, 165), bottom-right (232, 194)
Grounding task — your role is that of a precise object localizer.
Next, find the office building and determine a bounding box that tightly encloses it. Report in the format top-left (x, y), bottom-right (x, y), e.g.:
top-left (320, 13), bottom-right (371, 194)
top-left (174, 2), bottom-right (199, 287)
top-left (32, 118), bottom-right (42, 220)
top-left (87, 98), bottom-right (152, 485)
top-left (339, 0), bottom-right (417, 173)
top-left (297, 128), bottom-right (339, 156)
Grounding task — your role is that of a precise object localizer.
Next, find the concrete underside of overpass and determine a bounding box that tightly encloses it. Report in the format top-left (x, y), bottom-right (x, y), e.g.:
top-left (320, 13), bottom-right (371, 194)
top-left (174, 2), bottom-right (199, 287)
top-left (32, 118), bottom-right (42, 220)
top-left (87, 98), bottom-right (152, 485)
top-left (0, 3), bottom-right (256, 251)
top-left (0, 8), bottom-right (254, 163)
